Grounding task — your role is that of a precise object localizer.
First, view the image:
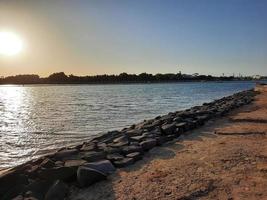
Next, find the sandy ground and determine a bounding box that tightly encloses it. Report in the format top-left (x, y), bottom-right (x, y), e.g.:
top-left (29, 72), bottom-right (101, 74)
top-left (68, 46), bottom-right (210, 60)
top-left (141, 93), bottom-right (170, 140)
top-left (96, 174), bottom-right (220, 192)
top-left (68, 86), bottom-right (267, 200)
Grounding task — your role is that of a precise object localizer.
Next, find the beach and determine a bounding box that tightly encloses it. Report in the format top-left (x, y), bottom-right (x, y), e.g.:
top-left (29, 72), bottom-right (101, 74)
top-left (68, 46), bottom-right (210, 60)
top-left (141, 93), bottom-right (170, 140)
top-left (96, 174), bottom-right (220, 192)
top-left (69, 85), bottom-right (267, 200)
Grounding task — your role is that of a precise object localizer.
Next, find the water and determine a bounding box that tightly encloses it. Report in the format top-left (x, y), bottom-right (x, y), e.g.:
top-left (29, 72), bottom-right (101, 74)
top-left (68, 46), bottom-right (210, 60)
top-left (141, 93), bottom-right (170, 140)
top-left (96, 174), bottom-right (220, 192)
top-left (0, 81), bottom-right (257, 169)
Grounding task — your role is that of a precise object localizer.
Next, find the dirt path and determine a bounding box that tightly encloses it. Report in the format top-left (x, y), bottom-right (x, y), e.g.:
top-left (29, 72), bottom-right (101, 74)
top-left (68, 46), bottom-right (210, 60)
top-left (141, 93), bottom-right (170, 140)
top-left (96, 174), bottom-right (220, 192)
top-left (69, 86), bottom-right (267, 200)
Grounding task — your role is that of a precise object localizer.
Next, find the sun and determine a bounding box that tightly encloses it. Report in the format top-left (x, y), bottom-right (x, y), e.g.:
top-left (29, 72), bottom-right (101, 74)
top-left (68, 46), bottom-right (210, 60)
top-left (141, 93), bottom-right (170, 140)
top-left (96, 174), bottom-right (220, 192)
top-left (0, 31), bottom-right (23, 56)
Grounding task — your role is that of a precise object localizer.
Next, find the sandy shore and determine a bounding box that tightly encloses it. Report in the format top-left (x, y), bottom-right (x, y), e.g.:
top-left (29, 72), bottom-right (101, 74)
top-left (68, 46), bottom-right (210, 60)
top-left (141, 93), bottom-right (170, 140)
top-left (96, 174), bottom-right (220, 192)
top-left (68, 85), bottom-right (267, 200)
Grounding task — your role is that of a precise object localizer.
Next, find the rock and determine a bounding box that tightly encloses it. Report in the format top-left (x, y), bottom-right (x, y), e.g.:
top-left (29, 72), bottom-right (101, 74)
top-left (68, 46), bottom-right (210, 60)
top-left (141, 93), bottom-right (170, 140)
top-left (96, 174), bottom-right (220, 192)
top-left (130, 135), bottom-right (147, 142)
top-left (53, 149), bottom-right (79, 161)
top-left (106, 153), bottom-right (124, 162)
top-left (104, 146), bottom-right (121, 154)
top-left (140, 139), bottom-right (157, 151)
top-left (121, 145), bottom-right (143, 155)
top-left (83, 160), bottom-right (116, 175)
top-left (81, 151), bottom-right (106, 162)
top-left (44, 180), bottom-right (68, 200)
top-left (175, 122), bottom-right (187, 132)
top-left (109, 141), bottom-right (129, 148)
top-left (80, 143), bottom-right (97, 152)
top-left (113, 158), bottom-right (135, 168)
top-left (125, 129), bottom-right (143, 137)
top-left (113, 135), bottom-right (129, 143)
top-left (12, 195), bottom-right (24, 200)
top-left (37, 166), bottom-right (77, 182)
top-left (40, 158), bottom-right (55, 169)
top-left (0, 171), bottom-right (28, 200)
top-left (64, 159), bottom-right (87, 168)
top-left (126, 152), bottom-right (142, 161)
top-left (24, 180), bottom-right (54, 200)
top-left (155, 136), bottom-right (167, 146)
top-left (77, 166), bottom-right (107, 187)
top-left (161, 123), bottom-right (176, 135)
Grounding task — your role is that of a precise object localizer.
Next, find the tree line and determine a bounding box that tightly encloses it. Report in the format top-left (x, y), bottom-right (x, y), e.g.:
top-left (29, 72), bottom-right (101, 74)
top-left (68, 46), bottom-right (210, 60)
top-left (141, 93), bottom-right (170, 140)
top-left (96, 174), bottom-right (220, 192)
top-left (0, 72), bottom-right (265, 84)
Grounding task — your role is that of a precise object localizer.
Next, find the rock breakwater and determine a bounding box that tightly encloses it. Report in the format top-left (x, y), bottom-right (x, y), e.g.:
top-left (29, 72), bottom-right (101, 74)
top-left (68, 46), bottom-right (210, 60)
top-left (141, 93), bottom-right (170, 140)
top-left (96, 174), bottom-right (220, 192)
top-left (0, 89), bottom-right (257, 200)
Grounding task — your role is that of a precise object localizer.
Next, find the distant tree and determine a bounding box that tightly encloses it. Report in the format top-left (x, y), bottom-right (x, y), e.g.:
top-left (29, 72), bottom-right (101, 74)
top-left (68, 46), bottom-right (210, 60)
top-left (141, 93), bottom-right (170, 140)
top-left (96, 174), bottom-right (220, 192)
top-left (48, 72), bottom-right (68, 83)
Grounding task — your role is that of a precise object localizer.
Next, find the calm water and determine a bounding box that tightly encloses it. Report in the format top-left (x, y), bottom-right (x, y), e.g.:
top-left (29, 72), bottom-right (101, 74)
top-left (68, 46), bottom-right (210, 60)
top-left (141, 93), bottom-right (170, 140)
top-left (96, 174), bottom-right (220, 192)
top-left (0, 81), bottom-right (258, 169)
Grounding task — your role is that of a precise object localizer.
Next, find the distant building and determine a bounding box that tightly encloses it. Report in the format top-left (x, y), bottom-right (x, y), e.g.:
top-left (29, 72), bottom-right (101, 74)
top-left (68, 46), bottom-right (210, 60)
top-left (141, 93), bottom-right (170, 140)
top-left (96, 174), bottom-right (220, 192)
top-left (252, 75), bottom-right (261, 80)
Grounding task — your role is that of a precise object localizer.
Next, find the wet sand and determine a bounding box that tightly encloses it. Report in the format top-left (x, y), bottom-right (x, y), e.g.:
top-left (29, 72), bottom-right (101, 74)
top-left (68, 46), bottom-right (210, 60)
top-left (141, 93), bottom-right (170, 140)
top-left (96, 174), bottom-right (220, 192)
top-left (69, 85), bottom-right (267, 200)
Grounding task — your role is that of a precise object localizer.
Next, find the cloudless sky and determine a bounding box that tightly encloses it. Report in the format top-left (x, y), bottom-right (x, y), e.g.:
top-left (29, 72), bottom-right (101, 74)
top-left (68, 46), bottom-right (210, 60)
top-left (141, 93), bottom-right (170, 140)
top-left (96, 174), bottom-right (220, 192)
top-left (0, 0), bottom-right (266, 76)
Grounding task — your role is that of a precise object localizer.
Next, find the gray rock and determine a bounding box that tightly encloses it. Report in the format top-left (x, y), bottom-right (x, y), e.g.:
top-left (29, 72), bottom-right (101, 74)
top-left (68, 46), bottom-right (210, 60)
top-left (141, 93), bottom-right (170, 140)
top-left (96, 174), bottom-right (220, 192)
top-left (37, 166), bottom-right (77, 182)
top-left (126, 152), bottom-right (142, 161)
top-left (113, 158), bottom-right (135, 168)
top-left (125, 129), bottom-right (143, 137)
top-left (121, 145), bottom-right (143, 155)
top-left (113, 135), bottom-right (129, 144)
top-left (53, 149), bottom-right (79, 161)
top-left (161, 123), bottom-right (176, 135)
top-left (44, 180), bottom-right (68, 200)
top-left (106, 153), bottom-right (124, 162)
top-left (0, 171), bottom-right (28, 200)
top-left (40, 158), bottom-right (55, 169)
top-left (140, 139), bottom-right (157, 151)
top-left (81, 151), bottom-right (106, 162)
top-left (64, 159), bottom-right (87, 168)
top-left (77, 166), bottom-right (107, 187)
top-left (83, 160), bottom-right (116, 175)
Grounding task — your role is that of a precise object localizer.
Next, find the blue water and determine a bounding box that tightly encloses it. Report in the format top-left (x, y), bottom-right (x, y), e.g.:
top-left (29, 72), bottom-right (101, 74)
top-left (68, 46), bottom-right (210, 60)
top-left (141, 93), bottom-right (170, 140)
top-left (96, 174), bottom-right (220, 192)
top-left (0, 81), bottom-right (258, 168)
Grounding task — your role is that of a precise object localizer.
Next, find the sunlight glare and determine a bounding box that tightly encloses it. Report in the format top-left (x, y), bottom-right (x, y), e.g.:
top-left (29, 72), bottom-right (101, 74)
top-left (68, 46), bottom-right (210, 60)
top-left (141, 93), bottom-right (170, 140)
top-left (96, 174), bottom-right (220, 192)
top-left (0, 31), bottom-right (23, 56)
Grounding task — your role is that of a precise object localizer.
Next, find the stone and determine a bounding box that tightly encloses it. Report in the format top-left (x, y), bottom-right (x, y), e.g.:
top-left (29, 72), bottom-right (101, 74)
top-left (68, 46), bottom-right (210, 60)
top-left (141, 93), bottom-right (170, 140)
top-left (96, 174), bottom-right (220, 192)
top-left (44, 180), bottom-right (68, 200)
top-left (113, 158), bottom-right (135, 168)
top-left (155, 136), bottom-right (167, 146)
top-left (175, 122), bottom-right (187, 132)
top-left (109, 141), bottom-right (129, 148)
top-left (104, 146), bottom-right (121, 154)
top-left (83, 160), bottom-right (116, 175)
top-left (37, 166), bottom-right (77, 182)
top-left (80, 143), bottom-right (97, 152)
top-left (64, 159), bottom-right (87, 168)
top-left (125, 129), bottom-right (143, 137)
top-left (81, 151), bottom-right (106, 162)
top-left (140, 139), bottom-right (157, 151)
top-left (121, 145), bottom-right (143, 155)
top-left (24, 180), bottom-right (54, 200)
top-left (40, 158), bottom-right (55, 169)
top-left (161, 123), bottom-right (176, 135)
top-left (130, 135), bottom-right (146, 142)
top-left (113, 135), bottom-right (129, 143)
top-left (77, 166), bottom-right (107, 187)
top-left (126, 152), bottom-right (142, 161)
top-left (106, 153), bottom-right (124, 162)
top-left (12, 195), bottom-right (24, 200)
top-left (0, 171), bottom-right (28, 199)
top-left (53, 149), bottom-right (79, 160)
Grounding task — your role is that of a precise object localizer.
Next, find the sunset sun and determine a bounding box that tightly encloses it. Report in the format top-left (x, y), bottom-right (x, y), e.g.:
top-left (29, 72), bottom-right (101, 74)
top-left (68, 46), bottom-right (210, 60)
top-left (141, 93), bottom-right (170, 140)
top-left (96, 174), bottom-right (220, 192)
top-left (0, 31), bottom-right (23, 56)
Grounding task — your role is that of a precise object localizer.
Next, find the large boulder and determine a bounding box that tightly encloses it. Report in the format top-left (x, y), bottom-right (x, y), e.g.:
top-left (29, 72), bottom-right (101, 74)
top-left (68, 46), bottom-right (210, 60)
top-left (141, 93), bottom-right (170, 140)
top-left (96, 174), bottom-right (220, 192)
top-left (77, 166), bottom-right (107, 187)
top-left (83, 160), bottom-right (116, 175)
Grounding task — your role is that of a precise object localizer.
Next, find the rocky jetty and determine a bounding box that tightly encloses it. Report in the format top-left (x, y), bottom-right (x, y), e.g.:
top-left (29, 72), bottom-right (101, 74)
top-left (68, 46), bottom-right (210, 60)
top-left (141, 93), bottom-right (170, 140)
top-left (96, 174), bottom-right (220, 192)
top-left (0, 89), bottom-right (257, 200)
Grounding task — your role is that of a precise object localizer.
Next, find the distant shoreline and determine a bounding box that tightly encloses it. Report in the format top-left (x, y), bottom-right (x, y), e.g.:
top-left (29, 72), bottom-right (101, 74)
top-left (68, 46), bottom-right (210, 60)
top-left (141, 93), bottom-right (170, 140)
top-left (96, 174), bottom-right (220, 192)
top-left (1, 72), bottom-right (266, 85)
top-left (0, 79), bottom-right (265, 86)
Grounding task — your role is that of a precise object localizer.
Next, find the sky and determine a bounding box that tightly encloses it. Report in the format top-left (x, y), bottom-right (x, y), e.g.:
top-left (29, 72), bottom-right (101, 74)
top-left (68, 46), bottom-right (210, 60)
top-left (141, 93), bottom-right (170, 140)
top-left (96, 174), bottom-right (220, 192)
top-left (0, 0), bottom-right (266, 77)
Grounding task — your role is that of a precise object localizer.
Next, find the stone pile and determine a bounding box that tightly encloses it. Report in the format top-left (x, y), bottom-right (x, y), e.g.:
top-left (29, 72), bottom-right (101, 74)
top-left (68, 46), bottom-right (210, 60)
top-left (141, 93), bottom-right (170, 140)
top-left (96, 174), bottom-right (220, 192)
top-left (0, 89), bottom-right (257, 200)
